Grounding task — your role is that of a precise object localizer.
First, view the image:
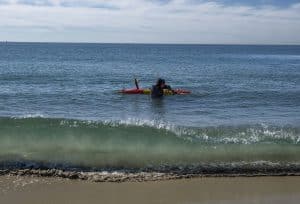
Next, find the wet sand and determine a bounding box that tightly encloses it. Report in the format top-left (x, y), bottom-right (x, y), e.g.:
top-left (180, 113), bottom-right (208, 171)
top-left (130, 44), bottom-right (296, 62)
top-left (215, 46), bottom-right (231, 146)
top-left (1, 175), bottom-right (300, 204)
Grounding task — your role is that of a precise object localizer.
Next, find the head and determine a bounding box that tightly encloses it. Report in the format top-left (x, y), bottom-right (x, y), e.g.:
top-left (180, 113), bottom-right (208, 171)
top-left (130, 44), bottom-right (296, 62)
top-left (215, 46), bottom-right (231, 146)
top-left (156, 78), bottom-right (164, 87)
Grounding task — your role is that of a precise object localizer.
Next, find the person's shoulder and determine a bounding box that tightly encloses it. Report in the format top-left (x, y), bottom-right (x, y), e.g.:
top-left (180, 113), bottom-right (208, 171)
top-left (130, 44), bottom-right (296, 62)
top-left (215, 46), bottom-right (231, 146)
top-left (165, 85), bottom-right (172, 89)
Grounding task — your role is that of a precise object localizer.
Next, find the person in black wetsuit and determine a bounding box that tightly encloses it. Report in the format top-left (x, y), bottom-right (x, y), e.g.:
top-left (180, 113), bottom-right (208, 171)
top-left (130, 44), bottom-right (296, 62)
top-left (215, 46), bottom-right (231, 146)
top-left (151, 78), bottom-right (164, 98)
top-left (151, 78), bottom-right (174, 98)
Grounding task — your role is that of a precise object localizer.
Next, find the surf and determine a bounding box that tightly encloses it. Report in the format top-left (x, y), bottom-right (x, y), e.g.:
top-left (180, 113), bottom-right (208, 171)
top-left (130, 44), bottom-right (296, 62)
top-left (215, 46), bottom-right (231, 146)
top-left (0, 117), bottom-right (299, 171)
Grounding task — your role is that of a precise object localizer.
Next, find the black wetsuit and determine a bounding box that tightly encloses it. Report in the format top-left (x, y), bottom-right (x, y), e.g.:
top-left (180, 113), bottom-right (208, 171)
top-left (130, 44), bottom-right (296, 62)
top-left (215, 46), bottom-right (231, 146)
top-left (151, 85), bottom-right (164, 98)
top-left (162, 85), bottom-right (172, 90)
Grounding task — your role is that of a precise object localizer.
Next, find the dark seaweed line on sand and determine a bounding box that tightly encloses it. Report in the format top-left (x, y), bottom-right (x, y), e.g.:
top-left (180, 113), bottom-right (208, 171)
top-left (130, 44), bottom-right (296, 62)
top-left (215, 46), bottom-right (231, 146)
top-left (1, 167), bottom-right (300, 182)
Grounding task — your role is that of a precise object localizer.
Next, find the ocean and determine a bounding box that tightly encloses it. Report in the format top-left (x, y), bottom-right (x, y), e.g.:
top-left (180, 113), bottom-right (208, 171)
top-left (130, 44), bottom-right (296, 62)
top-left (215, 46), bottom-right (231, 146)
top-left (0, 43), bottom-right (300, 177)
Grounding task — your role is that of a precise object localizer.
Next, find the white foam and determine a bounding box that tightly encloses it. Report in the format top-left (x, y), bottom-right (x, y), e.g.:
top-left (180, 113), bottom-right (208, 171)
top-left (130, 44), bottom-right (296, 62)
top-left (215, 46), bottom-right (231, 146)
top-left (15, 113), bottom-right (45, 119)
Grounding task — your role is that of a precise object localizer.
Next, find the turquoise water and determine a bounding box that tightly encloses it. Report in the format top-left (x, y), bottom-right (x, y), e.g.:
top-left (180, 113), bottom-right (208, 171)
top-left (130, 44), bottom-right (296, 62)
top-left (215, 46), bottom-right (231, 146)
top-left (0, 43), bottom-right (300, 172)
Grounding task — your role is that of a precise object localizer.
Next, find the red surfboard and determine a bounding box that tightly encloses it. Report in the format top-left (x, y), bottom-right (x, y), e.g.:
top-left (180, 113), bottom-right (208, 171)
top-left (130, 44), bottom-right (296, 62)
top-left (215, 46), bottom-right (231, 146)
top-left (120, 88), bottom-right (191, 95)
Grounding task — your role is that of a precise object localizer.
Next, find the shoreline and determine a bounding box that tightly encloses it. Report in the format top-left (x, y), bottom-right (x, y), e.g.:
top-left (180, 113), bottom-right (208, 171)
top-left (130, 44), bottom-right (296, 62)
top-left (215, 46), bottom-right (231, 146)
top-left (1, 169), bottom-right (300, 182)
top-left (1, 175), bottom-right (300, 204)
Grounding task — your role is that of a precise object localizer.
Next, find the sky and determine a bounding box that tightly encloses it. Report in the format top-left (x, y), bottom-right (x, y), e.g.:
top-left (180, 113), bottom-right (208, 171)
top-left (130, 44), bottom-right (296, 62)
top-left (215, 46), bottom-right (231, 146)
top-left (0, 0), bottom-right (300, 44)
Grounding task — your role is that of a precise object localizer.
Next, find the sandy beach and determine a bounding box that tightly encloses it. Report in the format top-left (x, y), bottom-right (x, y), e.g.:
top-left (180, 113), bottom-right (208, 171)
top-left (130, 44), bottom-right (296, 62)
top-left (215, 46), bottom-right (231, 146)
top-left (1, 175), bottom-right (300, 204)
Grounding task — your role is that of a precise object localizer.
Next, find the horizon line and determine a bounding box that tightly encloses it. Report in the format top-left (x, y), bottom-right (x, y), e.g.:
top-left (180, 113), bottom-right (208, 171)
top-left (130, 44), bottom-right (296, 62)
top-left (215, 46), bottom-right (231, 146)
top-left (1, 41), bottom-right (300, 46)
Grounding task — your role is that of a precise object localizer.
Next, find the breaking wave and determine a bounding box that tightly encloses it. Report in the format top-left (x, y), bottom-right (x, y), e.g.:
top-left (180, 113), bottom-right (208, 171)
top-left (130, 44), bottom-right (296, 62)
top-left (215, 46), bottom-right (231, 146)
top-left (0, 117), bottom-right (299, 172)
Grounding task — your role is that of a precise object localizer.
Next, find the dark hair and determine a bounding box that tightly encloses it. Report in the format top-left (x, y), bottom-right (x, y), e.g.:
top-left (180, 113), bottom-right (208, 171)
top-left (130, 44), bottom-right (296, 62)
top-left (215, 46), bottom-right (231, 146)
top-left (156, 78), bottom-right (164, 86)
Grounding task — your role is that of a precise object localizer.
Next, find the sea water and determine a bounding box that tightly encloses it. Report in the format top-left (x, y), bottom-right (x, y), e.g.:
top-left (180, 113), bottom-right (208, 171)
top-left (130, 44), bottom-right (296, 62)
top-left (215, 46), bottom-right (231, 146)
top-left (0, 43), bottom-right (300, 173)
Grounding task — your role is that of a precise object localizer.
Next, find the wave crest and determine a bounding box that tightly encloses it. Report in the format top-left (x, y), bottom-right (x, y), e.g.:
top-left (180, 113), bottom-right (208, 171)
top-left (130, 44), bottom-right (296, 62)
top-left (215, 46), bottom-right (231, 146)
top-left (0, 117), bottom-right (299, 169)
